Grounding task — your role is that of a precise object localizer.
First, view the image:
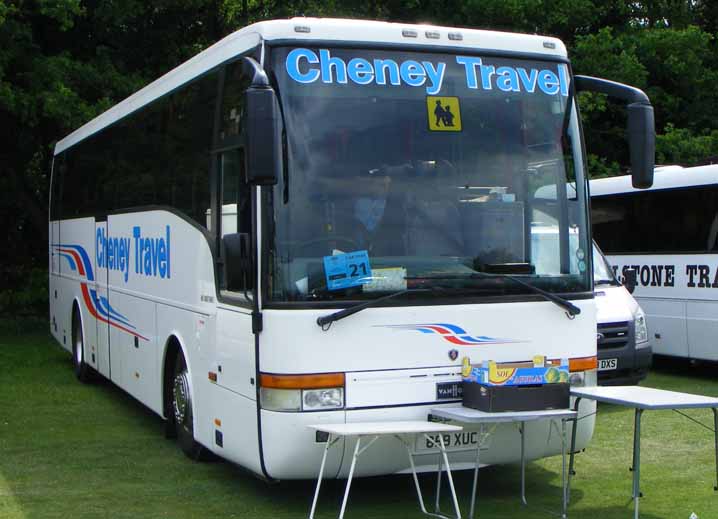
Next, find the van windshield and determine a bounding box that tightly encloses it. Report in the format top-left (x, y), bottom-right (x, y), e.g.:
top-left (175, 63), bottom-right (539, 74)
top-left (593, 243), bottom-right (619, 286)
top-left (267, 46), bottom-right (590, 303)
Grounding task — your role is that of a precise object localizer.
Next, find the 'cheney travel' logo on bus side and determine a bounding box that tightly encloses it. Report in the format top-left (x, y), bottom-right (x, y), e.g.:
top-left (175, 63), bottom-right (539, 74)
top-left (377, 323), bottom-right (525, 346)
top-left (96, 226), bottom-right (171, 283)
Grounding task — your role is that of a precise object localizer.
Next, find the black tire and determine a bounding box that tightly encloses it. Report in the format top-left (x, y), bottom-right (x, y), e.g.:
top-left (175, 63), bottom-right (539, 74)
top-left (72, 307), bottom-right (92, 383)
top-left (172, 353), bottom-right (206, 460)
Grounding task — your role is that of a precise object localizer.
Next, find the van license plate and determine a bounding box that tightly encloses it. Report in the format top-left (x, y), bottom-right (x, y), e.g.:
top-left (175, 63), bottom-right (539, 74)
top-left (598, 358), bottom-right (618, 371)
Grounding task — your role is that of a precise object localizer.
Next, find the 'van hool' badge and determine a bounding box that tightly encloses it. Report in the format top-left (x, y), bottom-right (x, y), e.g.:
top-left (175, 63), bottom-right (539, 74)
top-left (448, 349), bottom-right (459, 361)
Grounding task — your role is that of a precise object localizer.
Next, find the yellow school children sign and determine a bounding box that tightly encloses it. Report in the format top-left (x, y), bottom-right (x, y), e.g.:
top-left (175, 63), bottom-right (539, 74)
top-left (427, 96), bottom-right (462, 131)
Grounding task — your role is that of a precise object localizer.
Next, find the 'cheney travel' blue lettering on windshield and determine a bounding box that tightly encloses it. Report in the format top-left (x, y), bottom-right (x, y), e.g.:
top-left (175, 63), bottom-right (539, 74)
top-left (96, 226), bottom-right (171, 283)
top-left (285, 48), bottom-right (568, 97)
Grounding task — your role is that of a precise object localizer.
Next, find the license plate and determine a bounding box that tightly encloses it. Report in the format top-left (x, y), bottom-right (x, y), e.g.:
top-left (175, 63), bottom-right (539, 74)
top-left (415, 429), bottom-right (480, 453)
top-left (436, 381), bottom-right (463, 400)
top-left (598, 358), bottom-right (618, 371)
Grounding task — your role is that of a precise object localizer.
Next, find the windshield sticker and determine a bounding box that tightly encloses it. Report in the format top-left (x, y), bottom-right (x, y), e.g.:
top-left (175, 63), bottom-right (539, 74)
top-left (363, 267), bottom-right (407, 292)
top-left (323, 250), bottom-right (372, 291)
top-left (427, 96), bottom-right (462, 131)
top-left (285, 48), bottom-right (569, 97)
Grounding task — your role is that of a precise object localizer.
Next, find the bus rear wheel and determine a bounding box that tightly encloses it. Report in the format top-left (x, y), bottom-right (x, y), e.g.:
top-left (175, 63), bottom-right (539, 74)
top-left (172, 353), bottom-right (206, 460)
top-left (72, 307), bottom-right (92, 383)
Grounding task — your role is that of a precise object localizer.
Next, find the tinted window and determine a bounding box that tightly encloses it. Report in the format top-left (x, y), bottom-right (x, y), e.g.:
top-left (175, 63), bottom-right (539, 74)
top-left (58, 71), bottom-right (218, 226)
top-left (592, 185), bottom-right (718, 253)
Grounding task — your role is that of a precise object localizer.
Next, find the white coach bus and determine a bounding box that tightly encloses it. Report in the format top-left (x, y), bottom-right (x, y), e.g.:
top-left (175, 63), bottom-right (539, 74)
top-left (591, 165), bottom-right (718, 362)
top-left (49, 18), bottom-right (654, 480)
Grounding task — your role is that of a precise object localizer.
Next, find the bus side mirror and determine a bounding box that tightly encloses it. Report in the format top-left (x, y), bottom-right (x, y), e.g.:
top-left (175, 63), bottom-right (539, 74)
top-left (575, 75), bottom-right (655, 189)
top-left (243, 57), bottom-right (282, 186)
top-left (623, 268), bottom-right (637, 294)
top-left (627, 103), bottom-right (655, 189)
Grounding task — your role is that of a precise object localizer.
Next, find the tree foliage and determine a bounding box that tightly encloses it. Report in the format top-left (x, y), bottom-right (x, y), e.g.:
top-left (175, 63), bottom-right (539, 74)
top-left (1, 0), bottom-right (717, 313)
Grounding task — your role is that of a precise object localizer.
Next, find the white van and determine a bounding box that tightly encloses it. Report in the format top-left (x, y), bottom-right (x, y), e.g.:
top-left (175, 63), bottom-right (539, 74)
top-left (593, 242), bottom-right (652, 385)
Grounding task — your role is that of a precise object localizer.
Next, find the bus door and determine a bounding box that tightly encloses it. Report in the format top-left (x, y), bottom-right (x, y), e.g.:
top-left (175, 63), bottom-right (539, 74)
top-left (213, 147), bottom-right (257, 398)
top-left (94, 219), bottom-right (111, 378)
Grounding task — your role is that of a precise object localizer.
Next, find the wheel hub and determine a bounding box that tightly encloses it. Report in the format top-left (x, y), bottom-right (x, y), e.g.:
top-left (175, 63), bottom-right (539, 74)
top-left (173, 371), bottom-right (190, 424)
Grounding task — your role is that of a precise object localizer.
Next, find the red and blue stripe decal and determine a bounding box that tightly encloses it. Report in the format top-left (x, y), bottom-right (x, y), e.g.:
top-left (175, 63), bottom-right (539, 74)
top-left (53, 243), bottom-right (148, 341)
top-left (378, 323), bottom-right (524, 346)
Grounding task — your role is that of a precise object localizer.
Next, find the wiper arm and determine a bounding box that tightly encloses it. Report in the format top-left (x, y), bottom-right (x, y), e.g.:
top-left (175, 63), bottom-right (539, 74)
top-left (316, 287), bottom-right (435, 330)
top-left (594, 278), bottom-right (619, 287)
top-left (407, 272), bottom-right (581, 318)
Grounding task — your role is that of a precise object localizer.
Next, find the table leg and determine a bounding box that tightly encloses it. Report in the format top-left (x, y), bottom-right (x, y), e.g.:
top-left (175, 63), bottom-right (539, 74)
top-left (561, 418), bottom-right (568, 519)
top-left (567, 396), bottom-right (582, 505)
top-left (437, 434), bottom-right (462, 519)
top-left (713, 408), bottom-right (718, 491)
top-left (435, 442), bottom-right (444, 514)
top-left (338, 435), bottom-right (362, 519)
top-left (403, 437), bottom-right (430, 516)
top-left (632, 409), bottom-right (643, 519)
top-left (520, 421), bottom-right (527, 506)
top-left (309, 434), bottom-right (333, 519)
top-left (468, 425), bottom-right (482, 519)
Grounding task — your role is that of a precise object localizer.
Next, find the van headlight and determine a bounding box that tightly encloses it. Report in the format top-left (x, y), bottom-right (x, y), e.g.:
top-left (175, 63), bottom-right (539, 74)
top-left (634, 307), bottom-right (649, 347)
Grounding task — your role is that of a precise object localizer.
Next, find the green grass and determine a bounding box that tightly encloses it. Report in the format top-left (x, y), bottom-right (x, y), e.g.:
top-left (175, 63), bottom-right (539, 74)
top-left (2, 325), bottom-right (718, 518)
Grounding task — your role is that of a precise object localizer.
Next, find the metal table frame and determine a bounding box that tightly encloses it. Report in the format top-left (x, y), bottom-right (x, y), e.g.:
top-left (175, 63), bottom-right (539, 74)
top-left (568, 386), bottom-right (718, 519)
top-left (430, 406), bottom-right (577, 519)
top-left (308, 421), bottom-right (464, 519)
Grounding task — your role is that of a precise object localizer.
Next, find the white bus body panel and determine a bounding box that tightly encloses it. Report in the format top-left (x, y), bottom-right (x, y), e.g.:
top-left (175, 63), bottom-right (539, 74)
top-left (260, 301), bottom-right (594, 376)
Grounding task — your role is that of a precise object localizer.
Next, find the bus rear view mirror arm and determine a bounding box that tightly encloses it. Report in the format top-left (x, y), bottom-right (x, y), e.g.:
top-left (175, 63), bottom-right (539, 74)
top-left (575, 75), bottom-right (655, 190)
top-left (243, 56), bottom-right (282, 186)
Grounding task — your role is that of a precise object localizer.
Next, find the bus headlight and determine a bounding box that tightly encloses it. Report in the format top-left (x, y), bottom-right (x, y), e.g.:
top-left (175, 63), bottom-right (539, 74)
top-left (259, 387), bottom-right (344, 412)
top-left (302, 388), bottom-right (344, 411)
top-left (634, 307), bottom-right (649, 347)
top-left (259, 372), bottom-right (345, 412)
top-left (260, 388), bottom-right (302, 412)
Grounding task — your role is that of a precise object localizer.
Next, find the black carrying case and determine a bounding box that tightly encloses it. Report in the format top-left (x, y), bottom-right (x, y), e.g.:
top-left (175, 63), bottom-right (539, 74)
top-left (462, 381), bottom-right (570, 412)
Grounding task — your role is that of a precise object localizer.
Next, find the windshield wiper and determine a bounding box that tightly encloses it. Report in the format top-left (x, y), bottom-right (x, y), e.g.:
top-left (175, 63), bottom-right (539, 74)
top-left (316, 287), bottom-right (438, 330)
top-left (407, 272), bottom-right (581, 318)
top-left (594, 278), bottom-right (620, 288)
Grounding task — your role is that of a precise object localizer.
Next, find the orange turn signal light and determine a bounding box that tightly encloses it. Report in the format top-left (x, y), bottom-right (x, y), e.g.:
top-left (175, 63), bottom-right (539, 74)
top-left (259, 372), bottom-right (345, 389)
top-left (569, 355), bottom-right (597, 372)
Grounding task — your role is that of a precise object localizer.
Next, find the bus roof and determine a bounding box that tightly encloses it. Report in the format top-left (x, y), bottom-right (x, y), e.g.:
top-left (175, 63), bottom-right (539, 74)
top-left (590, 164), bottom-right (718, 197)
top-left (54, 18), bottom-right (567, 155)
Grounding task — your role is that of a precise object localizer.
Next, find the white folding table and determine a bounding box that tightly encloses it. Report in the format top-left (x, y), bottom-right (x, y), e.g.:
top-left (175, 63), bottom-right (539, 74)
top-left (568, 386), bottom-right (718, 519)
top-left (308, 421), bottom-right (463, 519)
top-left (429, 406), bottom-right (577, 519)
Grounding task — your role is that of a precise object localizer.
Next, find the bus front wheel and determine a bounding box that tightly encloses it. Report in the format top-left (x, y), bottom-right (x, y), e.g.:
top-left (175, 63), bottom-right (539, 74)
top-left (72, 306), bottom-right (92, 383)
top-left (172, 354), bottom-right (206, 460)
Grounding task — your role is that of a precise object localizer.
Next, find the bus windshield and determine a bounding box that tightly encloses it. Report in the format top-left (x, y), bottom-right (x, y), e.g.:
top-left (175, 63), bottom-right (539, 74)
top-left (268, 46), bottom-right (590, 302)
